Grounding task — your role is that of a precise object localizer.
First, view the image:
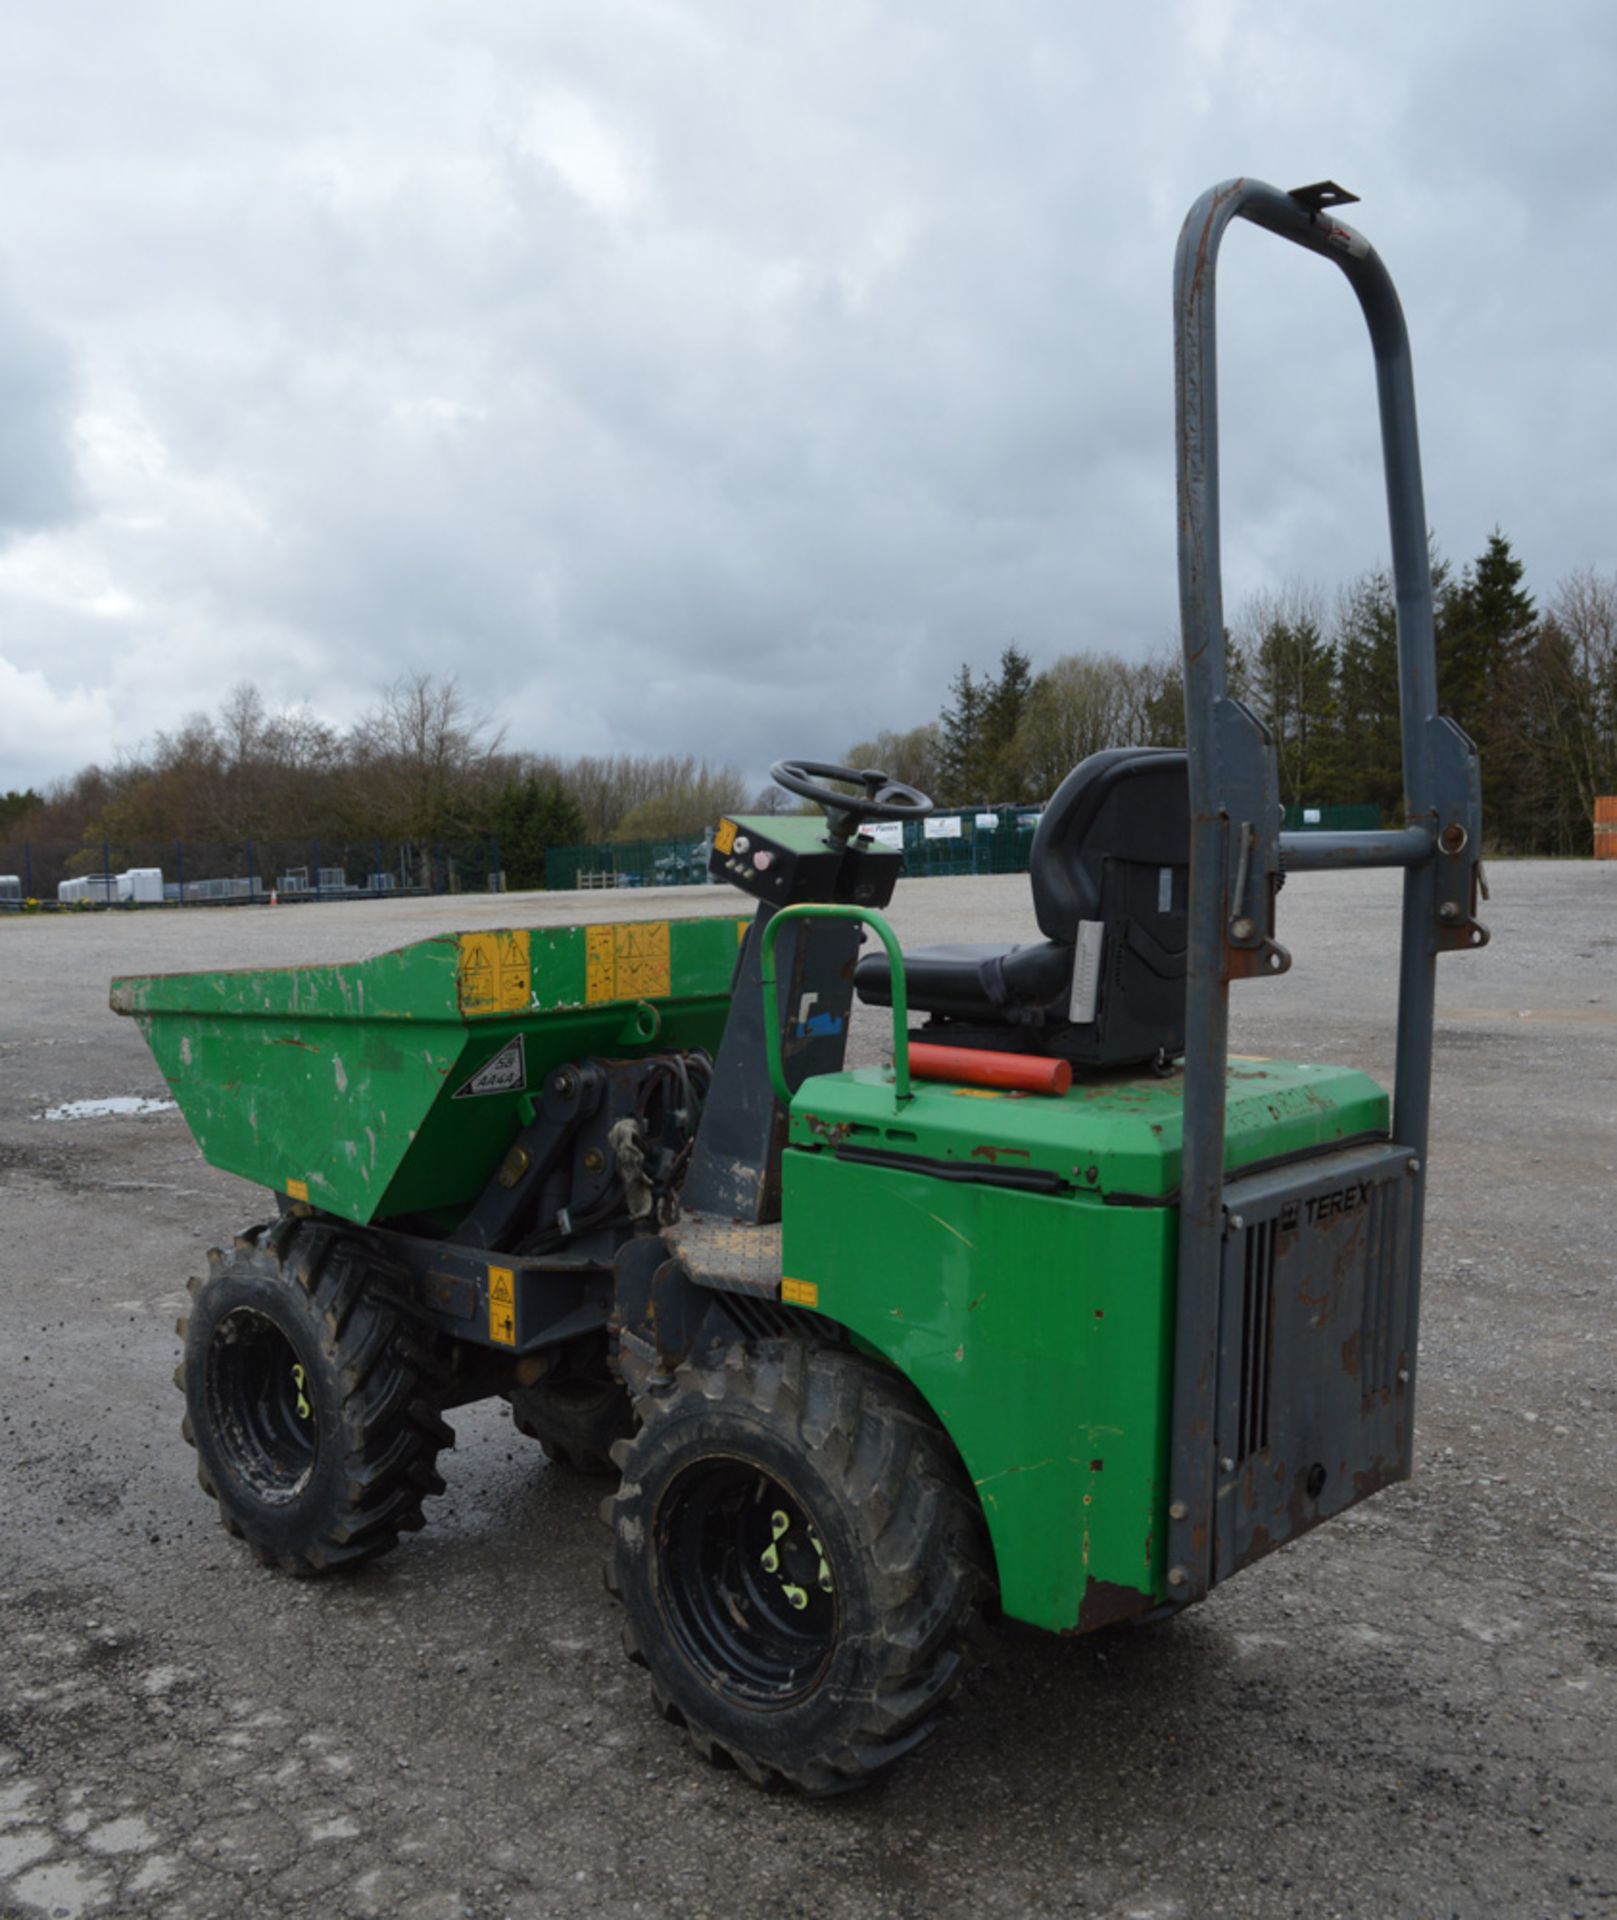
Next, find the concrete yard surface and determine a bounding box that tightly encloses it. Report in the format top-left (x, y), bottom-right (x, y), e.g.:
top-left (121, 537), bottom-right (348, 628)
top-left (1, 864), bottom-right (1614, 1920)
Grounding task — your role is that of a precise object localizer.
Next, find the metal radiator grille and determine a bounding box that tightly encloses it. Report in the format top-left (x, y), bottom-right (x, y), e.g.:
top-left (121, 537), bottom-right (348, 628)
top-left (1237, 1217), bottom-right (1276, 1461)
top-left (1359, 1177), bottom-right (1403, 1396)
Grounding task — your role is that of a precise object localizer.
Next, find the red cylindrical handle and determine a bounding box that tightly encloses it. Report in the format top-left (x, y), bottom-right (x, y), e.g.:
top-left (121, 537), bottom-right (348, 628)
top-left (907, 1042), bottom-right (1072, 1096)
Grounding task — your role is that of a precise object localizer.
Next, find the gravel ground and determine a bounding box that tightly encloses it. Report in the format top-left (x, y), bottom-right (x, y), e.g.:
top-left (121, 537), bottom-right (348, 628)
top-left (0, 864), bottom-right (1613, 1920)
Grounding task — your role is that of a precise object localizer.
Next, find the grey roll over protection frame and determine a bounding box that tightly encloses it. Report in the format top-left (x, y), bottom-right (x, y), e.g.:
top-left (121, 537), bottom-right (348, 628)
top-left (1165, 178), bottom-right (1487, 1603)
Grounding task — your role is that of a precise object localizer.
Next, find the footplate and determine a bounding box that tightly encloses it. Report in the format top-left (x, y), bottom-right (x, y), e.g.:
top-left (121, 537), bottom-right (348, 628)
top-left (1213, 1140), bottom-right (1420, 1583)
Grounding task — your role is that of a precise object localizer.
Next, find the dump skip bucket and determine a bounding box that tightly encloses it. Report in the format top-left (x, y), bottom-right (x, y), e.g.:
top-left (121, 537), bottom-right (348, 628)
top-left (113, 915), bottom-right (747, 1225)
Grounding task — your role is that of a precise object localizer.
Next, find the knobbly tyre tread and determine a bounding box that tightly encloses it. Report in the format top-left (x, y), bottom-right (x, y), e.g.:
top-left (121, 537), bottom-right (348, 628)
top-left (177, 1222), bottom-right (453, 1576)
top-left (603, 1340), bottom-right (992, 1795)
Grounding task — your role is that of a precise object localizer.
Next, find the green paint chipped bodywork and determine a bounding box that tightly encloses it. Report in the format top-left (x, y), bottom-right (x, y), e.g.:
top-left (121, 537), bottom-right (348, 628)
top-left (111, 916), bottom-right (748, 1226)
top-left (781, 1054), bottom-right (1389, 1633)
top-left (788, 1057), bottom-right (1387, 1199)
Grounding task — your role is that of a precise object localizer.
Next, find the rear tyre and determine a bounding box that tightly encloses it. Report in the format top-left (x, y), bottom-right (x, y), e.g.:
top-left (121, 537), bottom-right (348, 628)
top-left (177, 1225), bottom-right (452, 1575)
top-left (604, 1341), bottom-right (990, 1794)
top-left (508, 1363), bottom-right (637, 1475)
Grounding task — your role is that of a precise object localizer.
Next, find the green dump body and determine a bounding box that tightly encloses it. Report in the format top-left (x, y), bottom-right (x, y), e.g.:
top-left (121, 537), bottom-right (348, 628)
top-left (112, 915), bottom-right (748, 1226)
top-left (781, 1057), bottom-right (1390, 1634)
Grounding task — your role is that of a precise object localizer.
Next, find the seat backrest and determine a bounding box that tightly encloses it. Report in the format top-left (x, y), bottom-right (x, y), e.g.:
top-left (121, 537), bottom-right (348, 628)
top-left (1030, 747), bottom-right (1191, 942)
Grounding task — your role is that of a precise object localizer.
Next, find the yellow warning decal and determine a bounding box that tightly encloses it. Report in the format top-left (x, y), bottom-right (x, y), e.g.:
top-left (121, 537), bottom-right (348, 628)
top-left (585, 921), bottom-right (672, 1005)
top-left (713, 818), bottom-right (738, 856)
top-left (781, 1278), bottom-right (820, 1309)
top-left (458, 930), bottom-right (531, 1017)
top-left (951, 1087), bottom-right (1004, 1100)
top-left (488, 1265), bottom-right (517, 1347)
top-left (286, 1177), bottom-right (310, 1203)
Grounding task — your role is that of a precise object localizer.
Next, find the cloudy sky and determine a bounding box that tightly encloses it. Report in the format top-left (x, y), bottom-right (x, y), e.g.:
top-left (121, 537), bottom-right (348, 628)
top-left (2, 1), bottom-right (1613, 793)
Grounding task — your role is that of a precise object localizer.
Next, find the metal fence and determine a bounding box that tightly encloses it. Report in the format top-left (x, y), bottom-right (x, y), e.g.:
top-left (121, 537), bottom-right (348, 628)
top-left (2, 801), bottom-right (1391, 912)
top-left (0, 835), bottom-right (508, 910)
top-left (545, 807), bottom-right (1049, 891)
top-left (543, 800), bottom-right (1388, 894)
top-left (544, 836), bottom-right (715, 892)
top-left (1281, 804), bottom-right (1382, 832)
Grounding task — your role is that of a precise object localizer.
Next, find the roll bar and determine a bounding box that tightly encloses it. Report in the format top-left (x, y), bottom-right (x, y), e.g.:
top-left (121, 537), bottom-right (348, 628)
top-left (1166, 178), bottom-right (1487, 1603)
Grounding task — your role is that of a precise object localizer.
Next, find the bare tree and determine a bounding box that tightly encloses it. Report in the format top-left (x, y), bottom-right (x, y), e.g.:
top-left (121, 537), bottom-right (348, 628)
top-left (1014, 654), bottom-right (1133, 798)
top-left (347, 673), bottom-right (506, 844)
top-left (612, 760), bottom-right (748, 841)
top-left (842, 723), bottom-right (943, 799)
top-left (1538, 569), bottom-right (1617, 826)
top-left (564, 755), bottom-right (672, 842)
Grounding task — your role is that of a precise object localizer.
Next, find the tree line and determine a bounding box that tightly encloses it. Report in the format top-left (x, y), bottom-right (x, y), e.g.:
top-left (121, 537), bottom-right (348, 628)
top-left (6, 530), bottom-right (1614, 887)
top-left (4, 675), bottom-right (754, 891)
top-left (854, 533), bottom-right (1616, 856)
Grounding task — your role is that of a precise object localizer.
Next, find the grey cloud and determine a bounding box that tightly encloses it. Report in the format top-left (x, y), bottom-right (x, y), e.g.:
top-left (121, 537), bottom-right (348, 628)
top-left (0, 284), bottom-right (78, 540)
top-left (1, 0), bottom-right (1614, 794)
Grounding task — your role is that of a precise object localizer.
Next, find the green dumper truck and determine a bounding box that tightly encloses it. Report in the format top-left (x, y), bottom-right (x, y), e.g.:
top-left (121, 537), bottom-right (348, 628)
top-left (116, 179), bottom-right (1486, 1792)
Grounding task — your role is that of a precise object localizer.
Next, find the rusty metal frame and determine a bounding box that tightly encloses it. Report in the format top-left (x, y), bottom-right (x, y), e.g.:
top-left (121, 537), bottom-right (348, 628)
top-left (1166, 178), bottom-right (1486, 1602)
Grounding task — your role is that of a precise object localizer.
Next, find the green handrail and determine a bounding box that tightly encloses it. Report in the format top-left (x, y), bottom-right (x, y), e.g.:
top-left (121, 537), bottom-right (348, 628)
top-left (758, 903), bottom-right (911, 1111)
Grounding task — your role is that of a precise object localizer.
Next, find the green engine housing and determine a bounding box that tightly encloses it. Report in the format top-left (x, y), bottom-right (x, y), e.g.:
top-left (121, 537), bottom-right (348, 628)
top-left (780, 1057), bottom-right (1389, 1633)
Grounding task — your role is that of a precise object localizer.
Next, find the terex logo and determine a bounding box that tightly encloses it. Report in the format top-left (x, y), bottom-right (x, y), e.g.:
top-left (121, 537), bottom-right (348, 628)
top-left (1276, 1181), bottom-right (1375, 1233)
top-left (1305, 1180), bottom-right (1373, 1226)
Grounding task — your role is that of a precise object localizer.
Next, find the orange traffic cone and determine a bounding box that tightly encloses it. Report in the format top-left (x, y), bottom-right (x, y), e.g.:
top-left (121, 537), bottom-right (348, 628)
top-left (269, 887), bottom-right (278, 907)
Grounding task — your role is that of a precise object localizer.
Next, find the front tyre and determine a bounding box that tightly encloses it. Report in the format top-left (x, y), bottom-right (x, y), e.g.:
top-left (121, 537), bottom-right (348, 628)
top-left (178, 1225), bottom-right (452, 1575)
top-left (605, 1342), bottom-right (989, 1794)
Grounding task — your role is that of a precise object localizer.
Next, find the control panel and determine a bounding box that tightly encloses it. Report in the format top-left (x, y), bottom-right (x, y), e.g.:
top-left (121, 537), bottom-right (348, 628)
top-left (709, 815), bottom-right (902, 909)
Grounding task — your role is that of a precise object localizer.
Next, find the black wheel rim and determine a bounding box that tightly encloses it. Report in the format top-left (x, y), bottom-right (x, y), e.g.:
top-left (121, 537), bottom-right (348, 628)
top-left (657, 1457), bottom-right (838, 1703)
top-left (205, 1307), bottom-right (319, 1502)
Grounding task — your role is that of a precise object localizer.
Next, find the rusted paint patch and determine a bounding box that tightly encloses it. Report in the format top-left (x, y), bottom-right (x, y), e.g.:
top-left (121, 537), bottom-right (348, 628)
top-left (424, 1272), bottom-right (476, 1321)
top-left (1074, 1576), bottom-right (1153, 1635)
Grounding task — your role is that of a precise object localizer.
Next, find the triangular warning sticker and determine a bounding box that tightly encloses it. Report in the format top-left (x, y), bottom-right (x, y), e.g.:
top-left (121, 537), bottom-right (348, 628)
top-left (452, 1036), bottom-right (526, 1100)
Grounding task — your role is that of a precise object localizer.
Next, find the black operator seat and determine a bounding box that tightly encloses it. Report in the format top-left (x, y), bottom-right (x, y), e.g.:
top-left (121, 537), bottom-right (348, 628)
top-left (852, 747), bottom-right (1191, 1068)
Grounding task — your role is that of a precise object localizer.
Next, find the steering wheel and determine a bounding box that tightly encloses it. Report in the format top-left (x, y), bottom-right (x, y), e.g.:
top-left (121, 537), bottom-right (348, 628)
top-left (769, 759), bottom-right (933, 843)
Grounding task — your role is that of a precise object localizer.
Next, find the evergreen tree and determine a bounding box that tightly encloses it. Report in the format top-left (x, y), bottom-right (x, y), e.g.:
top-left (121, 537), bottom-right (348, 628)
top-left (936, 663), bottom-right (980, 802)
top-left (1437, 532), bottom-right (1535, 733)
top-left (980, 645), bottom-right (1036, 799)
top-left (935, 663), bottom-right (987, 802)
top-left (1240, 590), bottom-right (1338, 810)
top-left (1437, 530), bottom-right (1536, 846)
top-left (488, 774), bottom-right (586, 890)
top-left (936, 647), bottom-right (1037, 801)
top-left (0, 789), bottom-right (42, 835)
top-left (1329, 569), bottom-right (1403, 820)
